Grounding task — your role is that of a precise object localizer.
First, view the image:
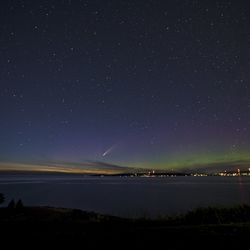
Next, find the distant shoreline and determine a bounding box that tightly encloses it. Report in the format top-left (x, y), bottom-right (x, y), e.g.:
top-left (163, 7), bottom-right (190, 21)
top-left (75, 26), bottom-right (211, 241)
top-left (0, 169), bottom-right (250, 177)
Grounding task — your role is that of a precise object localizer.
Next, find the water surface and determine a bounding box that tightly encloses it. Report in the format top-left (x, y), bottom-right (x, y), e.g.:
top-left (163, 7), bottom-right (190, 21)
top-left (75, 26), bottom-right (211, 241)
top-left (0, 174), bottom-right (249, 218)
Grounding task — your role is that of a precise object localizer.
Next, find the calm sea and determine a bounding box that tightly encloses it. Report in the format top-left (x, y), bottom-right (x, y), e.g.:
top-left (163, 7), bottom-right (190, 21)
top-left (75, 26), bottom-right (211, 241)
top-left (0, 174), bottom-right (249, 218)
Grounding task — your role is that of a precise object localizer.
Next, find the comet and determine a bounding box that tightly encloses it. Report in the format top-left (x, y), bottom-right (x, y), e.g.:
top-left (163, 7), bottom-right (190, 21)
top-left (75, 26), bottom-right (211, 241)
top-left (102, 145), bottom-right (116, 157)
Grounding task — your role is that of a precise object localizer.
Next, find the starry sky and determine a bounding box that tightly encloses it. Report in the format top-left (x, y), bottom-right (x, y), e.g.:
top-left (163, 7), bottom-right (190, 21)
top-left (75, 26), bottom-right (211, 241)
top-left (1, 0), bottom-right (250, 173)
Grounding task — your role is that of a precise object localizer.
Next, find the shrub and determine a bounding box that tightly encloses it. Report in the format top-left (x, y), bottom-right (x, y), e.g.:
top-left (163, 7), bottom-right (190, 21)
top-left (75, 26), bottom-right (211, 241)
top-left (7, 199), bottom-right (15, 209)
top-left (0, 193), bottom-right (4, 204)
top-left (16, 199), bottom-right (24, 210)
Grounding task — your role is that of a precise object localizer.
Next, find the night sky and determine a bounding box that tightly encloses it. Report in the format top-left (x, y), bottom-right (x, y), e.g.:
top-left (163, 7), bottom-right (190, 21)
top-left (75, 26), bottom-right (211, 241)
top-left (1, 0), bottom-right (250, 173)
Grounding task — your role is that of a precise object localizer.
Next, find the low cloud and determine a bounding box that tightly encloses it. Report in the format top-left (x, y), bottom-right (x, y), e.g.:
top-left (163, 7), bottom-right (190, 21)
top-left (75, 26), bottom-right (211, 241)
top-left (0, 160), bottom-right (133, 174)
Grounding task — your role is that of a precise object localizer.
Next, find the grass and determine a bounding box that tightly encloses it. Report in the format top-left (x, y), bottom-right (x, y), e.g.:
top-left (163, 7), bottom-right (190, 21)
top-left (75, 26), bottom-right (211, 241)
top-left (1, 204), bottom-right (250, 248)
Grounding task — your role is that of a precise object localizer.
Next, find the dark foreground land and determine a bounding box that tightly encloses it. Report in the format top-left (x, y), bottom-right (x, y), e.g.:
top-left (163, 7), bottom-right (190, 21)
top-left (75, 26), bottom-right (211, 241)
top-left (1, 205), bottom-right (250, 248)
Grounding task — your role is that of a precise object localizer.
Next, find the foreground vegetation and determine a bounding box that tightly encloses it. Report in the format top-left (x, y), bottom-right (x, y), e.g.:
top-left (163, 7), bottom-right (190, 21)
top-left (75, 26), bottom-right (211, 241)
top-left (1, 203), bottom-right (250, 248)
